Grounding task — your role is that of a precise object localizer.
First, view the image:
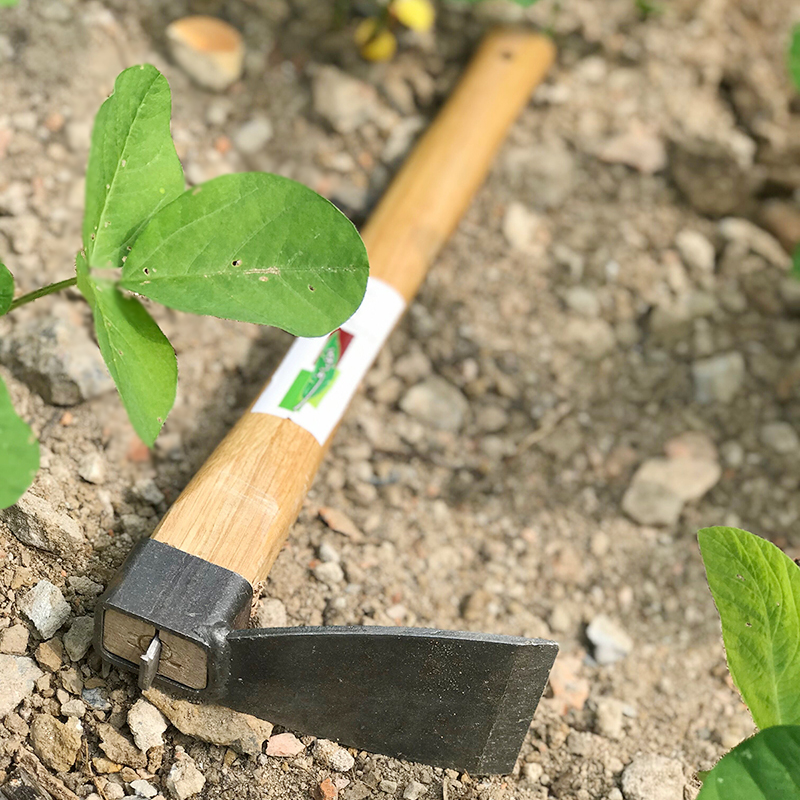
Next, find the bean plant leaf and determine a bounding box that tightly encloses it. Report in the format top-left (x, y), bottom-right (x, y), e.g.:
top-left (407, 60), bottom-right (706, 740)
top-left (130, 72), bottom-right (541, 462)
top-left (698, 526), bottom-right (800, 729)
top-left (790, 25), bottom-right (800, 93)
top-left (0, 262), bottom-right (13, 315)
top-left (697, 726), bottom-right (800, 800)
top-left (120, 172), bottom-right (369, 337)
top-left (83, 64), bottom-right (184, 270)
top-left (0, 375), bottom-right (39, 510)
top-left (76, 253), bottom-right (177, 446)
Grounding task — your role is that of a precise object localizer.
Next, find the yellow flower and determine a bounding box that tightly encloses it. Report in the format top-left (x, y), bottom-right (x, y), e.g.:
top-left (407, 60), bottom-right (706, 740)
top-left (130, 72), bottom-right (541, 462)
top-left (354, 17), bottom-right (397, 62)
top-left (390, 0), bottom-right (435, 32)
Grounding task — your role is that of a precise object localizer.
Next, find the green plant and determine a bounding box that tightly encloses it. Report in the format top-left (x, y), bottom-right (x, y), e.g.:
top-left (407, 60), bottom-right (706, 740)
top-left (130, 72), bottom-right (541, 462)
top-left (0, 64), bottom-right (368, 510)
top-left (696, 526), bottom-right (800, 798)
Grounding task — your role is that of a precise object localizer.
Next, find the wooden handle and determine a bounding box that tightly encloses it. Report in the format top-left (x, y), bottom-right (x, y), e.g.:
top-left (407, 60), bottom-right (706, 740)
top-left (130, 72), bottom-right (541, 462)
top-left (154, 30), bottom-right (556, 585)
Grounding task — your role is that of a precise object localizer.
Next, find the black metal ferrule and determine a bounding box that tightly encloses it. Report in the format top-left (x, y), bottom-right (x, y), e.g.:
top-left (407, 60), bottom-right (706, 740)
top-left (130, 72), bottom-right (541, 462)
top-left (94, 539), bottom-right (252, 699)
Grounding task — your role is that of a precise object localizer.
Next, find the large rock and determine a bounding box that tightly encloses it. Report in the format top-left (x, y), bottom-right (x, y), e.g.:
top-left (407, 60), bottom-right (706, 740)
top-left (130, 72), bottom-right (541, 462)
top-left (30, 713), bottom-right (82, 772)
top-left (399, 376), bottom-right (469, 432)
top-left (144, 687), bottom-right (273, 756)
top-left (1, 315), bottom-right (114, 405)
top-left (18, 580), bottom-right (71, 639)
top-left (0, 654), bottom-right (43, 716)
top-left (1, 492), bottom-right (85, 557)
top-left (621, 754), bottom-right (684, 800)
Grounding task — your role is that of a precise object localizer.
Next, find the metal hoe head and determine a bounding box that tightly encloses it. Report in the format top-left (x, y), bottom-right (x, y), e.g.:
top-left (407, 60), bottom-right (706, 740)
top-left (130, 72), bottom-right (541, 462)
top-left (97, 540), bottom-right (558, 773)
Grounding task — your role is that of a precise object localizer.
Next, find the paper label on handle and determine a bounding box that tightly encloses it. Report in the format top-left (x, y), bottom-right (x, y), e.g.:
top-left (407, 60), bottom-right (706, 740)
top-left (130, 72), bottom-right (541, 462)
top-left (251, 278), bottom-right (406, 445)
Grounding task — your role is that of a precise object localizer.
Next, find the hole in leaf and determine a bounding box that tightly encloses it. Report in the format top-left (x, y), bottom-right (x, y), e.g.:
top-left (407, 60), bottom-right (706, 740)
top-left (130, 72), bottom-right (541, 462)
top-left (745, 622), bottom-right (752, 627)
top-left (736, 574), bottom-right (744, 581)
top-left (143, 268), bottom-right (149, 275)
top-left (308, 285), bottom-right (315, 292)
top-left (232, 260), bottom-right (242, 267)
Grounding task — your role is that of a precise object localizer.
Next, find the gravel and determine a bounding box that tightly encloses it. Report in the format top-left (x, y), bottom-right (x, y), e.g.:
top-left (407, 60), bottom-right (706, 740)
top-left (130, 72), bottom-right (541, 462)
top-left (166, 747), bottom-right (206, 800)
top-left (399, 376), bottom-right (469, 432)
top-left (62, 615), bottom-right (94, 661)
top-left (128, 699), bottom-right (168, 752)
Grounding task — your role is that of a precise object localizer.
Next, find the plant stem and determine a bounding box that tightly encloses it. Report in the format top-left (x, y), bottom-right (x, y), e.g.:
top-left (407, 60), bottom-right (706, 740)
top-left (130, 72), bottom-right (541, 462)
top-left (8, 277), bottom-right (78, 311)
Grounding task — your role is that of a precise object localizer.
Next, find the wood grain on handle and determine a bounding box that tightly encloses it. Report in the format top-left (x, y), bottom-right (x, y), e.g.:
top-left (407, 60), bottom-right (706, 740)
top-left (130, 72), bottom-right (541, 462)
top-left (154, 30), bottom-right (556, 586)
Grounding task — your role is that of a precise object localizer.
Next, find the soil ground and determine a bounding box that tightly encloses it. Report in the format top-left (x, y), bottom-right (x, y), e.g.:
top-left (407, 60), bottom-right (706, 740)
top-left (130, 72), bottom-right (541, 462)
top-left (2, 0), bottom-right (799, 798)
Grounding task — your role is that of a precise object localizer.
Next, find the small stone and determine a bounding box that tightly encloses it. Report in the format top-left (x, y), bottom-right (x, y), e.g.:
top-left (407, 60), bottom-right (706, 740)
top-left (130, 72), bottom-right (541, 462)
top-left (233, 116), bottom-right (273, 154)
top-left (379, 779), bottom-right (398, 794)
top-left (402, 780), bottom-right (428, 800)
top-left (597, 123), bottom-right (667, 174)
top-left (31, 713), bottom-right (83, 772)
top-left (166, 16), bottom-right (244, 92)
top-left (621, 754), bottom-right (684, 800)
top-left (523, 763), bottom-right (543, 783)
top-left (0, 623), bottom-right (29, 654)
top-left (68, 575), bottom-right (104, 596)
top-left (628, 457), bottom-right (720, 504)
top-left (18, 580), bottom-right (71, 639)
top-left (313, 561), bottom-right (345, 586)
top-left (313, 739), bottom-right (355, 772)
top-left (760, 421), bottom-right (799, 454)
top-left (400, 377), bottom-right (469, 432)
top-left (256, 597), bottom-right (288, 628)
top-left (135, 479), bottom-right (165, 506)
top-left (382, 116), bottom-right (425, 163)
top-left (318, 507), bottom-right (364, 539)
top-left (1, 493), bottom-right (85, 558)
top-left (78, 452), bottom-right (106, 484)
top-left (98, 723), bottom-right (147, 768)
top-left (312, 66), bottom-right (380, 134)
top-left (586, 615), bottom-right (633, 665)
top-left (594, 697), bottom-right (625, 740)
top-left (60, 698), bottom-right (85, 717)
top-left (502, 202), bottom-right (545, 253)
top-left (266, 732), bottom-right (305, 757)
top-left (692, 352), bottom-right (746, 404)
top-left (63, 616), bottom-right (94, 661)
top-left (563, 318), bottom-right (615, 361)
top-left (0, 655), bottom-right (43, 716)
top-left (475, 405), bottom-right (509, 434)
top-left (36, 639), bottom-right (64, 672)
top-left (718, 217), bottom-right (791, 269)
top-left (315, 778), bottom-right (338, 800)
top-left (166, 748), bottom-right (206, 800)
top-left (128, 699), bottom-right (168, 752)
top-left (319, 540), bottom-right (340, 564)
top-left (130, 779), bottom-right (158, 798)
top-left (675, 230), bottom-right (715, 273)
top-left (0, 315), bottom-right (115, 405)
top-left (83, 687), bottom-right (112, 710)
top-left (144, 687), bottom-right (273, 756)
top-left (564, 286), bottom-right (600, 317)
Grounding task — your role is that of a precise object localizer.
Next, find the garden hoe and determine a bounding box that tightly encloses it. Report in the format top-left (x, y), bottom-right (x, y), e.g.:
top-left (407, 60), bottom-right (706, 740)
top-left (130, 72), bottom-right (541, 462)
top-left (95, 30), bottom-right (559, 774)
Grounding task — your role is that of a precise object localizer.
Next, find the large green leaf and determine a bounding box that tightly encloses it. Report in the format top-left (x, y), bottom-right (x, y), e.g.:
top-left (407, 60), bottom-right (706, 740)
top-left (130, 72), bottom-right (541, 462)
top-left (697, 726), bottom-right (800, 799)
top-left (0, 375), bottom-right (39, 510)
top-left (699, 526), bottom-right (800, 728)
top-left (120, 172), bottom-right (369, 337)
top-left (76, 253), bottom-right (176, 446)
top-left (83, 64), bottom-right (184, 270)
top-left (0, 262), bottom-right (12, 315)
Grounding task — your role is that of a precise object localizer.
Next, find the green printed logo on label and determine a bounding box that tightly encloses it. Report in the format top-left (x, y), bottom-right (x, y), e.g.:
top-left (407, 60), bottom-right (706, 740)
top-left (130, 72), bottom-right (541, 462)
top-left (279, 329), bottom-right (353, 412)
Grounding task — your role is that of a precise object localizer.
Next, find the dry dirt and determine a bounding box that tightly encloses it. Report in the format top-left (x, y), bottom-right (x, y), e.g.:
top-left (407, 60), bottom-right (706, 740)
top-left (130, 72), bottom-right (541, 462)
top-left (2, 0), bottom-right (800, 799)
